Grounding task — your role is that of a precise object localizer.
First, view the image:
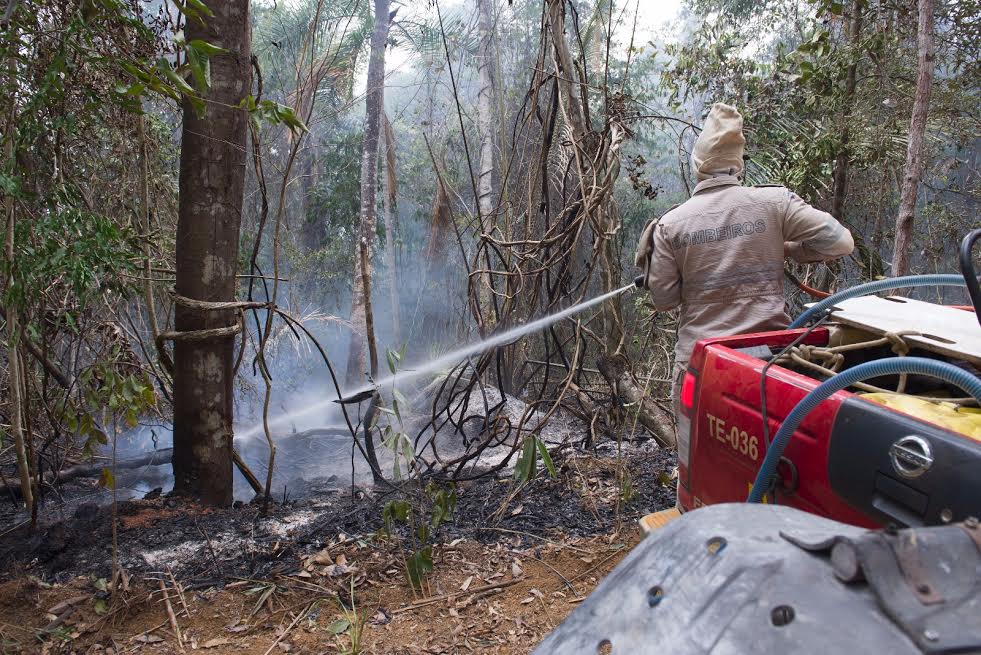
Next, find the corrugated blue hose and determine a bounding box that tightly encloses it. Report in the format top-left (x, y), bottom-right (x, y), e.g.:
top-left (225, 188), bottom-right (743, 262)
top-left (747, 357), bottom-right (981, 503)
top-left (789, 274), bottom-right (967, 328)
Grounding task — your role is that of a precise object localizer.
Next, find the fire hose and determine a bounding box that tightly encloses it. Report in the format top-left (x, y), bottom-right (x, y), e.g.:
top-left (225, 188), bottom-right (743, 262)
top-left (784, 269), bottom-right (831, 299)
top-left (754, 242), bottom-right (981, 504)
top-left (748, 357), bottom-right (981, 503)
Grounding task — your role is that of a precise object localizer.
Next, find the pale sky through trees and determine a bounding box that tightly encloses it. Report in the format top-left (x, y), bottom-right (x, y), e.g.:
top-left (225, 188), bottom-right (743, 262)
top-left (355, 0), bottom-right (684, 95)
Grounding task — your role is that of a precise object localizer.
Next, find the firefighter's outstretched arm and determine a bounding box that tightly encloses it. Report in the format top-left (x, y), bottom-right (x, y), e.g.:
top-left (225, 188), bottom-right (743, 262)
top-left (634, 220), bottom-right (681, 311)
top-left (781, 190), bottom-right (854, 263)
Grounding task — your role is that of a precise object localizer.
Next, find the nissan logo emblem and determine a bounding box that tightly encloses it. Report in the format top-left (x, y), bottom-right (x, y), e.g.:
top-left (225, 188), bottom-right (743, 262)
top-left (889, 435), bottom-right (933, 478)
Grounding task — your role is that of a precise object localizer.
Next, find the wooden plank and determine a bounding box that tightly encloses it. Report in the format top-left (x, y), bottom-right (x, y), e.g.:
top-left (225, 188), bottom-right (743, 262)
top-left (639, 507), bottom-right (681, 534)
top-left (825, 296), bottom-right (981, 364)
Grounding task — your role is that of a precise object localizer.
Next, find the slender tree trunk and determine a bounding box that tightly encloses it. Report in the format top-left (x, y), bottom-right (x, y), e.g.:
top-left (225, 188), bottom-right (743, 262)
top-left (345, 0), bottom-right (390, 387)
top-left (172, 0), bottom-right (251, 506)
top-left (381, 112), bottom-right (401, 345)
top-left (831, 1), bottom-right (863, 221)
top-left (476, 0), bottom-right (497, 224)
top-left (474, 0), bottom-right (498, 331)
top-left (545, 0), bottom-right (623, 352)
top-left (422, 176), bottom-right (454, 346)
top-left (4, 332), bottom-right (31, 512)
top-left (139, 115), bottom-right (167, 376)
top-left (891, 0), bottom-right (935, 277)
top-left (3, 36), bottom-right (33, 511)
top-left (546, 0), bottom-right (587, 137)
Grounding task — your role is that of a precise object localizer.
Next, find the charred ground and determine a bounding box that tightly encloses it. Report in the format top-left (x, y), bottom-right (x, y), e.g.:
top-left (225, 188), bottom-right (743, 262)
top-left (0, 444), bottom-right (675, 586)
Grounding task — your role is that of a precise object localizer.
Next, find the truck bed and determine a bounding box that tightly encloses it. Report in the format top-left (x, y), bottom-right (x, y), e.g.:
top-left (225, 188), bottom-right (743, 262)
top-left (679, 326), bottom-right (981, 529)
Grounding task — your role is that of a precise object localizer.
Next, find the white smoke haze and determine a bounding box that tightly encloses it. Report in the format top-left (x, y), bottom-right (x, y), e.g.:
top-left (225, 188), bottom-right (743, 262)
top-left (59, 0), bottom-right (686, 510)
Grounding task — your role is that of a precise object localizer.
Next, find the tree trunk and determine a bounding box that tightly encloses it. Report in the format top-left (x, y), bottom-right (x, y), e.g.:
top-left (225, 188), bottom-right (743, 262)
top-left (545, 0), bottom-right (623, 352)
top-left (345, 0), bottom-right (390, 387)
top-left (172, 0), bottom-right (252, 506)
top-left (831, 1), bottom-right (863, 221)
top-left (546, 0), bottom-right (587, 138)
top-left (474, 0), bottom-right (498, 329)
top-left (475, 0), bottom-right (497, 225)
top-left (597, 354), bottom-right (676, 449)
top-left (3, 38), bottom-right (33, 511)
top-left (891, 0), bottom-right (935, 277)
top-left (381, 112), bottom-right (401, 346)
top-left (422, 176), bottom-right (455, 346)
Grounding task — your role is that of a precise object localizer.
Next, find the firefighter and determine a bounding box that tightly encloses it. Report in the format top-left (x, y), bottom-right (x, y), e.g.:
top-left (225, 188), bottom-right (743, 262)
top-left (634, 102), bottom-right (854, 424)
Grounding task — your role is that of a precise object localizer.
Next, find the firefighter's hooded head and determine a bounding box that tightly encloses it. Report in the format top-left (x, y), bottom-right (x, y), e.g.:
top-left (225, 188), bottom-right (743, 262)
top-left (691, 103), bottom-right (745, 181)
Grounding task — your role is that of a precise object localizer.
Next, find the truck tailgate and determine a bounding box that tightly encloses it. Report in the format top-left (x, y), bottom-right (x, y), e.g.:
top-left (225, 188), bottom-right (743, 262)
top-left (684, 328), bottom-right (981, 528)
top-left (687, 339), bottom-right (878, 528)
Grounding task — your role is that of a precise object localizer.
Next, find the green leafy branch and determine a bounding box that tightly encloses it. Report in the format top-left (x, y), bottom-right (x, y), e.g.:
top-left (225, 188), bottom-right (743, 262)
top-left (513, 434), bottom-right (557, 484)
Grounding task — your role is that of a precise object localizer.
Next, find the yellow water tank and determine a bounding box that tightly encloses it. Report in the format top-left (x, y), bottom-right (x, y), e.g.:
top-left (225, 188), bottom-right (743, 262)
top-left (861, 392), bottom-right (981, 443)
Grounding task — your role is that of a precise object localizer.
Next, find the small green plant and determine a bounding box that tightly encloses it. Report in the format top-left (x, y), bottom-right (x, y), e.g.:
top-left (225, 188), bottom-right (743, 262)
top-left (380, 481), bottom-right (457, 594)
top-left (375, 346), bottom-right (415, 479)
top-left (61, 358), bottom-right (158, 592)
top-left (62, 358), bottom-right (157, 457)
top-left (327, 580), bottom-right (367, 655)
top-left (513, 434), bottom-right (557, 483)
top-left (243, 582), bottom-right (279, 619)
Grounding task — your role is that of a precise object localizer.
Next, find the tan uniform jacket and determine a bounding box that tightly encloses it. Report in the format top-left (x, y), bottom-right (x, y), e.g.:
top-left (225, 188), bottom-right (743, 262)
top-left (635, 175), bottom-right (854, 376)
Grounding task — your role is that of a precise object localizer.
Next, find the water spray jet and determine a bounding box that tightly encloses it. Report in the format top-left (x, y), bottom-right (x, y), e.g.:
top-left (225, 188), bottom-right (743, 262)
top-left (237, 282), bottom-right (638, 438)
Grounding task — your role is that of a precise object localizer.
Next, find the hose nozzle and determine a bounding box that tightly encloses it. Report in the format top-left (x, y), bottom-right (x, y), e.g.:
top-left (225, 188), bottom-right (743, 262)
top-left (633, 274), bottom-right (646, 289)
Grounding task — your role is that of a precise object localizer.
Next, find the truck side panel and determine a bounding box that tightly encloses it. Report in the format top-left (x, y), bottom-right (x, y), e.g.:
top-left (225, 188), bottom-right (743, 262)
top-left (683, 333), bottom-right (878, 529)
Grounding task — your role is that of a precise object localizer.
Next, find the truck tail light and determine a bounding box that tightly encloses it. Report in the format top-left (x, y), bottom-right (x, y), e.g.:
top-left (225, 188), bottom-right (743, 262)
top-left (679, 371), bottom-right (696, 417)
top-left (676, 370), bottom-right (698, 486)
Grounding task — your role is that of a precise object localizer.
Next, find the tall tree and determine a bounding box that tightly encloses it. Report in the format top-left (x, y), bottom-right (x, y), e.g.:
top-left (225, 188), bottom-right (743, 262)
top-left (544, 0), bottom-right (624, 352)
top-left (3, 62), bottom-right (32, 511)
top-left (345, 0), bottom-right (390, 387)
top-left (473, 0), bottom-right (498, 329)
top-left (172, 0), bottom-right (252, 506)
top-left (891, 0), bottom-right (935, 277)
top-left (475, 0), bottom-right (497, 224)
top-left (381, 112), bottom-right (401, 345)
top-left (831, 1), bottom-right (863, 221)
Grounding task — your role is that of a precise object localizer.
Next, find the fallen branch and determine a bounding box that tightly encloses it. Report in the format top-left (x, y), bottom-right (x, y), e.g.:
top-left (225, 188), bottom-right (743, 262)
top-left (597, 353), bottom-right (676, 448)
top-left (168, 568), bottom-right (191, 618)
top-left (41, 596), bottom-right (88, 633)
top-left (263, 602), bottom-right (313, 655)
top-left (232, 448), bottom-right (263, 496)
top-left (129, 619), bottom-right (169, 643)
top-left (389, 578), bottom-right (519, 614)
top-left (0, 448), bottom-right (174, 497)
top-left (158, 579), bottom-right (184, 651)
top-left (0, 443), bottom-right (275, 498)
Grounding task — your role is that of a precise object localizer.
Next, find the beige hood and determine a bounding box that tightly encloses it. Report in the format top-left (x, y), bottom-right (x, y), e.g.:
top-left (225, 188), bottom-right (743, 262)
top-left (692, 103), bottom-right (745, 181)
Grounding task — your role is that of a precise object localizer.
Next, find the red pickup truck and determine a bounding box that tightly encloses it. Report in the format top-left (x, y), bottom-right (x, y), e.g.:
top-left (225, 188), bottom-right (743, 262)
top-left (675, 294), bottom-right (981, 529)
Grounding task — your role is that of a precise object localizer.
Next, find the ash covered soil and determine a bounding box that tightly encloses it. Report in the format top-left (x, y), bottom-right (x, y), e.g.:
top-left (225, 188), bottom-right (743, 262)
top-left (0, 442), bottom-right (675, 586)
